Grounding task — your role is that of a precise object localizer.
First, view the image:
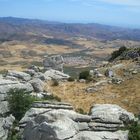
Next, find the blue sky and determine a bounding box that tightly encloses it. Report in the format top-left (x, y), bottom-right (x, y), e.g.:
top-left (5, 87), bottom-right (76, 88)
top-left (0, 0), bottom-right (140, 28)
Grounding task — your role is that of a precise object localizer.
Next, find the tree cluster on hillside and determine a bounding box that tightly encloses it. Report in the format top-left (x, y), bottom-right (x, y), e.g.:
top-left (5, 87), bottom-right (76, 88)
top-left (109, 46), bottom-right (127, 61)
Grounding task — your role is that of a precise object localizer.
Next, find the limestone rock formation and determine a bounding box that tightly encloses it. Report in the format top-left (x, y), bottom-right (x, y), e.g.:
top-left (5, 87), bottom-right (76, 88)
top-left (24, 69), bottom-right (36, 77)
top-left (0, 79), bottom-right (17, 140)
top-left (31, 92), bottom-right (51, 99)
top-left (0, 79), bottom-right (33, 94)
top-left (44, 69), bottom-right (70, 80)
top-left (30, 78), bottom-right (44, 92)
top-left (90, 104), bottom-right (135, 131)
top-left (7, 70), bottom-right (31, 81)
top-left (34, 72), bottom-right (47, 81)
top-left (69, 131), bottom-right (129, 140)
top-left (0, 79), bottom-right (33, 140)
top-left (23, 115), bottom-right (79, 140)
top-left (21, 102), bottom-right (134, 140)
top-left (0, 115), bottom-right (15, 140)
top-left (19, 101), bottom-right (74, 128)
top-left (43, 55), bottom-right (64, 72)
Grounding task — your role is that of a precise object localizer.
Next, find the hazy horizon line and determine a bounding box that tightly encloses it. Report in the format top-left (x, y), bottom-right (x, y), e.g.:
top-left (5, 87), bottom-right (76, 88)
top-left (0, 16), bottom-right (140, 29)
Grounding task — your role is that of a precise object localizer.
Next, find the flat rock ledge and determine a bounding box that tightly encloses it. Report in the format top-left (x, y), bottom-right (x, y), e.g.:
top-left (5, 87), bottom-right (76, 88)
top-left (20, 102), bottom-right (135, 140)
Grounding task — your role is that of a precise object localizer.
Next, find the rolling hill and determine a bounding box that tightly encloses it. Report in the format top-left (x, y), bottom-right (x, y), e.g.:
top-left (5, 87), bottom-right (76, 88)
top-left (0, 17), bottom-right (140, 43)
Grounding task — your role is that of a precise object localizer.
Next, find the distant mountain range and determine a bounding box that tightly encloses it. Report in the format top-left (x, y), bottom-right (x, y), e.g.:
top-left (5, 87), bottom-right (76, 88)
top-left (0, 17), bottom-right (140, 43)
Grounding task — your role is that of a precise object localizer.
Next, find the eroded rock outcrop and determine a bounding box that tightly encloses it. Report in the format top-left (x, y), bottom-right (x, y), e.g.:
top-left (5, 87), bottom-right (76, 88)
top-left (21, 102), bottom-right (134, 140)
top-left (7, 70), bottom-right (31, 81)
top-left (0, 78), bottom-right (35, 139)
top-left (69, 131), bottom-right (128, 140)
top-left (0, 79), bottom-right (33, 94)
top-left (44, 69), bottom-right (70, 80)
top-left (43, 55), bottom-right (64, 72)
top-left (90, 104), bottom-right (135, 131)
top-left (30, 78), bottom-right (44, 92)
top-left (0, 115), bottom-right (15, 140)
top-left (0, 79), bottom-right (17, 140)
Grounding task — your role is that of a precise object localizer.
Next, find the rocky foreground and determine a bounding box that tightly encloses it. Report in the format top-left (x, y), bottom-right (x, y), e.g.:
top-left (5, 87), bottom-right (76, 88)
top-left (20, 102), bottom-right (135, 140)
top-left (0, 71), bottom-right (137, 140)
top-left (0, 65), bottom-right (70, 140)
top-left (0, 54), bottom-right (140, 140)
top-left (0, 75), bottom-right (136, 140)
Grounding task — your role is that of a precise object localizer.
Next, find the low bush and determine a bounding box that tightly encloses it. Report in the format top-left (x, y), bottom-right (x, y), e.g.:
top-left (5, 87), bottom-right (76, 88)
top-left (122, 117), bottom-right (140, 140)
top-left (79, 70), bottom-right (90, 80)
top-left (128, 115), bottom-right (140, 140)
top-left (128, 121), bottom-right (140, 140)
top-left (67, 77), bottom-right (75, 82)
top-left (7, 88), bottom-right (35, 121)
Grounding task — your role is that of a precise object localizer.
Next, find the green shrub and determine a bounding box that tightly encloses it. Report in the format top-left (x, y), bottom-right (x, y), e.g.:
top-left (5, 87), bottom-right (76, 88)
top-left (67, 77), bottom-right (75, 82)
top-left (109, 46), bottom-right (127, 61)
top-left (7, 88), bottom-right (35, 121)
top-left (128, 115), bottom-right (140, 140)
top-left (128, 122), bottom-right (140, 140)
top-left (79, 70), bottom-right (90, 80)
top-left (122, 119), bottom-right (140, 140)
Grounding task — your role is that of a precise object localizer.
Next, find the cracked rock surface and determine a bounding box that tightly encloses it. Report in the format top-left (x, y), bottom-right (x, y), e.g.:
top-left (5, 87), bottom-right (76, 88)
top-left (21, 102), bottom-right (134, 140)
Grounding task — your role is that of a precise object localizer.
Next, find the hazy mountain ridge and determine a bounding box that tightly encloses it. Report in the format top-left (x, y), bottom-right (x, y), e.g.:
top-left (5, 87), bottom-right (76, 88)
top-left (0, 17), bottom-right (140, 42)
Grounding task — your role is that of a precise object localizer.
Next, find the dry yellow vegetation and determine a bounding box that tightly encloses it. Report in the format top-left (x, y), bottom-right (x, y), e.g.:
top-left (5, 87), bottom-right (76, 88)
top-left (46, 73), bottom-right (140, 114)
top-left (1, 38), bottom-right (140, 70)
top-left (0, 39), bottom-right (140, 115)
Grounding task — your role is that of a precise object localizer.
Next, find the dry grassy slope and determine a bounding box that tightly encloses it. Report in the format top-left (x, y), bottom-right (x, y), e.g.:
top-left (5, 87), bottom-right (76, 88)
top-left (47, 60), bottom-right (140, 114)
top-left (47, 74), bottom-right (140, 114)
top-left (0, 40), bottom-right (81, 70)
top-left (1, 38), bottom-right (140, 70)
top-left (0, 37), bottom-right (140, 114)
